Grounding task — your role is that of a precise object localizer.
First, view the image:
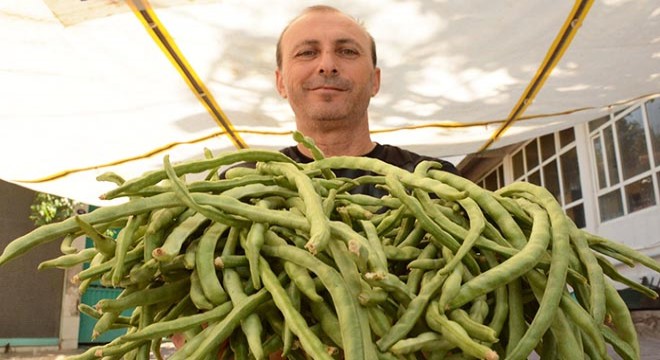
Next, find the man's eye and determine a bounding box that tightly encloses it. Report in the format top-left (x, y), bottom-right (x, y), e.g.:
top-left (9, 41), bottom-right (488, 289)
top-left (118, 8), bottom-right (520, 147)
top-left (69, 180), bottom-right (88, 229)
top-left (296, 50), bottom-right (316, 57)
top-left (339, 48), bottom-right (359, 56)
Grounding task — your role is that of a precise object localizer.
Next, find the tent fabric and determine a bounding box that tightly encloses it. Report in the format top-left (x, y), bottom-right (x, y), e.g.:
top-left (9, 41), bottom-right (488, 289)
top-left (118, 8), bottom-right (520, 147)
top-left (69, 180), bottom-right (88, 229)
top-left (0, 0), bottom-right (658, 205)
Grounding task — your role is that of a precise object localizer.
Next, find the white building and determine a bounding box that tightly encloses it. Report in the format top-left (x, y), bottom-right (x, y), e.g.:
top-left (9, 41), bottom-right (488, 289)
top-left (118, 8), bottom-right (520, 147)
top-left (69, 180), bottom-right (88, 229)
top-left (459, 95), bottom-right (660, 294)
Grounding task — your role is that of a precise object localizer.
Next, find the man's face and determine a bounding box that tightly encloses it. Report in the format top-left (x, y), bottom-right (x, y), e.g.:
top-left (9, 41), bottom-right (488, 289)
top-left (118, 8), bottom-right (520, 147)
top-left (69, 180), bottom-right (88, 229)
top-left (276, 11), bottom-right (381, 124)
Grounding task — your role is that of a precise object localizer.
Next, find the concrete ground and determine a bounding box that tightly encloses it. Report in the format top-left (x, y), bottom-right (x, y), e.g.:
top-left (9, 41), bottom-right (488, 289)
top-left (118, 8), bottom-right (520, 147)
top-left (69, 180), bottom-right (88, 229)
top-left (2, 311), bottom-right (659, 360)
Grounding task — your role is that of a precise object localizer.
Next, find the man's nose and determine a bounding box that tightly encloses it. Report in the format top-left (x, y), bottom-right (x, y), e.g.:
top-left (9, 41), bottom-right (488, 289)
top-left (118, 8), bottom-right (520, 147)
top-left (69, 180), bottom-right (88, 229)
top-left (318, 52), bottom-right (338, 76)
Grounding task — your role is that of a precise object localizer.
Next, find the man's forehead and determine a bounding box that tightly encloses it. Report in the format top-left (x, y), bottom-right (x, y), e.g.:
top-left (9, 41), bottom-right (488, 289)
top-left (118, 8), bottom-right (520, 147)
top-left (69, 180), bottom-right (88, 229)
top-left (282, 11), bottom-right (369, 48)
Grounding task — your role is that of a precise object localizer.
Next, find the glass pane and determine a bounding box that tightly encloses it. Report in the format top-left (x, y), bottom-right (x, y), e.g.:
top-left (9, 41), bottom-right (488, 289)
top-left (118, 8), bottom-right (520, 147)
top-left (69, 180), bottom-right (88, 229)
top-left (588, 115), bottom-right (609, 133)
top-left (540, 134), bottom-right (556, 162)
top-left (625, 176), bottom-right (656, 214)
top-left (599, 190), bottom-right (624, 222)
top-left (566, 204), bottom-right (586, 228)
top-left (543, 160), bottom-right (561, 201)
top-left (559, 128), bottom-right (575, 148)
top-left (616, 107), bottom-right (650, 180)
top-left (525, 140), bottom-right (539, 171)
top-left (528, 170), bottom-right (541, 186)
top-left (592, 136), bottom-right (607, 189)
top-left (512, 150), bottom-right (524, 180)
top-left (497, 166), bottom-right (504, 188)
top-left (561, 147), bottom-right (582, 204)
top-left (646, 98), bottom-right (660, 166)
top-left (484, 171), bottom-right (498, 191)
top-left (603, 126), bottom-right (620, 185)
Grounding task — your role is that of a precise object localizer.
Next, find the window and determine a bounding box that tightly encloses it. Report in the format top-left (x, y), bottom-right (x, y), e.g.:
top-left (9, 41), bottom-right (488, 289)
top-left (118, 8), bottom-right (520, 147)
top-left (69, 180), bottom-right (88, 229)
top-left (478, 164), bottom-right (504, 192)
top-left (589, 97), bottom-right (660, 222)
top-left (510, 129), bottom-right (585, 227)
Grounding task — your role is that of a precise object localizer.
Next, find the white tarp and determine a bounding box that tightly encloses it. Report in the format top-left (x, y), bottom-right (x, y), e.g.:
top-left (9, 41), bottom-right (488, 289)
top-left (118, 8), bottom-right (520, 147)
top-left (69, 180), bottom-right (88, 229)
top-left (0, 0), bottom-right (658, 205)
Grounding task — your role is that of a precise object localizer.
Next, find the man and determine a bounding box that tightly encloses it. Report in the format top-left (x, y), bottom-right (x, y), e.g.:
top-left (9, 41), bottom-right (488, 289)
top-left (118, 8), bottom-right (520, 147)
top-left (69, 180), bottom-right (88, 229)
top-left (274, 5), bottom-right (458, 185)
top-left (175, 5), bottom-right (458, 358)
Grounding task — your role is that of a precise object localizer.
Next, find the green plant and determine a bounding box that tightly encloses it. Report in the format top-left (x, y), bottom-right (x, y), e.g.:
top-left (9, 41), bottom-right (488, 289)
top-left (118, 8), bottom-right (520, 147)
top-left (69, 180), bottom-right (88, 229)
top-left (29, 192), bottom-right (79, 226)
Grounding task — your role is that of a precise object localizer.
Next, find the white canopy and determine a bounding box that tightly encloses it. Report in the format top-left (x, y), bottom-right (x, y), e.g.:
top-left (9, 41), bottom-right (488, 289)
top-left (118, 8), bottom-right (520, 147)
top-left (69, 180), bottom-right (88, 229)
top-left (1, 0), bottom-right (658, 205)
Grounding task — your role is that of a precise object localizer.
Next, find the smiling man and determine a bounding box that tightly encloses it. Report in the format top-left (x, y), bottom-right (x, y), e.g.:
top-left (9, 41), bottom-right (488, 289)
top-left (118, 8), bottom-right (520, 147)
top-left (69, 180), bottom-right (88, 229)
top-left (275, 5), bottom-right (380, 158)
top-left (273, 5), bottom-right (457, 184)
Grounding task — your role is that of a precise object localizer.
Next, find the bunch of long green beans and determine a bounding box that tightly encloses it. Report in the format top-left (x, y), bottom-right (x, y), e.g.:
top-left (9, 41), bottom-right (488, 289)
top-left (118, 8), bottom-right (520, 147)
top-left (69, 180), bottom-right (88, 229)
top-left (0, 133), bottom-right (658, 360)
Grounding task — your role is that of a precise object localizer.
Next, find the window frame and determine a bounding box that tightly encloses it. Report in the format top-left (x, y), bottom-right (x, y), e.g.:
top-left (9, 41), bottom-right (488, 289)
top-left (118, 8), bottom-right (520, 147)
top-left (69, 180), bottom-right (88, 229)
top-left (508, 129), bottom-right (586, 227)
top-left (588, 99), bottom-right (660, 223)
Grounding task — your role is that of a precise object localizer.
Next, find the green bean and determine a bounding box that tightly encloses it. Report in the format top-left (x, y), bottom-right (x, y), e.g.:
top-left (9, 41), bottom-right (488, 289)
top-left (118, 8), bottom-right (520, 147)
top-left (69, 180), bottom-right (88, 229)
top-left (590, 244), bottom-right (637, 267)
top-left (438, 197), bottom-right (484, 276)
top-left (383, 245), bottom-right (422, 261)
top-left (76, 244), bottom-right (144, 284)
top-left (102, 149), bottom-right (298, 200)
top-left (437, 249), bottom-right (464, 312)
top-left (604, 281), bottom-right (640, 359)
top-left (258, 258), bottom-right (333, 360)
top-left (448, 309), bottom-right (498, 343)
top-left (37, 247), bottom-right (98, 270)
top-left (190, 268), bottom-right (215, 311)
top-left (261, 244), bottom-right (365, 359)
top-left (431, 170), bottom-right (527, 250)
top-left (282, 282), bottom-right (301, 355)
top-left (78, 303), bottom-right (132, 327)
top-left (596, 254), bottom-right (658, 299)
top-left (497, 183), bottom-right (570, 360)
top-left (257, 162), bottom-right (331, 255)
top-left (97, 171), bottom-right (126, 185)
top-left (375, 205), bottom-right (406, 237)
top-left (526, 271), bottom-right (587, 360)
top-left (171, 288), bottom-right (271, 360)
top-left (364, 271), bottom-right (414, 307)
top-left (264, 230), bottom-right (324, 302)
top-left (390, 331), bottom-right (454, 355)
top-left (385, 173), bottom-right (480, 276)
top-left (584, 232), bottom-right (660, 273)
top-left (361, 220), bottom-right (389, 272)
top-left (74, 216), bottom-right (116, 257)
top-left (154, 293), bottom-right (195, 322)
top-left (306, 157), bottom-right (466, 201)
top-left (407, 257), bottom-right (445, 271)
top-left (505, 278), bottom-right (526, 356)
top-left (112, 213), bottom-right (148, 286)
top-left (213, 254), bottom-right (248, 269)
top-left (183, 238), bottom-right (200, 270)
top-left (143, 206), bottom-right (187, 260)
top-left (376, 267), bottom-right (448, 352)
top-left (482, 250), bottom-right (508, 336)
top-left (0, 192), bottom-right (192, 266)
top-left (406, 243), bottom-right (437, 295)
top-left (448, 199), bottom-right (550, 309)
top-left (129, 259), bottom-right (159, 286)
top-left (425, 300), bottom-right (499, 360)
top-left (293, 130), bottom-right (336, 179)
top-left (599, 324), bottom-right (637, 360)
top-left (335, 193), bottom-right (401, 209)
top-left (152, 213), bottom-right (210, 262)
top-left (58, 232), bottom-right (81, 255)
top-left (195, 222), bottom-right (229, 305)
top-left (97, 277), bottom-right (190, 314)
top-left (225, 268), bottom-right (265, 359)
top-left (567, 220), bottom-right (606, 325)
top-left (309, 296), bottom-right (343, 347)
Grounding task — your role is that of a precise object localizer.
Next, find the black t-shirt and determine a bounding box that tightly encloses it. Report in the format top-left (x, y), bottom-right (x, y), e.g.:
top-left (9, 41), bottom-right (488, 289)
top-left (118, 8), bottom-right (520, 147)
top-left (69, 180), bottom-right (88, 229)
top-left (222, 143), bottom-right (458, 198)
top-left (280, 144), bottom-right (457, 197)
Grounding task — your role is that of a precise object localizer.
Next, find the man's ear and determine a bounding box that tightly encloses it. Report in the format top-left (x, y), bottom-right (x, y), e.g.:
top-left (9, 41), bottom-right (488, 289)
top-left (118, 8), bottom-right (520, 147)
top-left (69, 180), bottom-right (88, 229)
top-left (275, 68), bottom-right (287, 99)
top-left (371, 67), bottom-right (381, 97)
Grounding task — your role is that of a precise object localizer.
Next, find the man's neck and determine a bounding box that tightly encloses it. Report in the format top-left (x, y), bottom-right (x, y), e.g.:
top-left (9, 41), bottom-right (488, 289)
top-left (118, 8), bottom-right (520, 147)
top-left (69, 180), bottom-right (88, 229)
top-left (295, 120), bottom-right (375, 157)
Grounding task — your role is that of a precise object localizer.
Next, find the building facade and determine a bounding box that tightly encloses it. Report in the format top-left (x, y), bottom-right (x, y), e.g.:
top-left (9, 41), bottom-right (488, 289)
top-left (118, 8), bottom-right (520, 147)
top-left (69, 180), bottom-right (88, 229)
top-left (459, 95), bottom-right (660, 297)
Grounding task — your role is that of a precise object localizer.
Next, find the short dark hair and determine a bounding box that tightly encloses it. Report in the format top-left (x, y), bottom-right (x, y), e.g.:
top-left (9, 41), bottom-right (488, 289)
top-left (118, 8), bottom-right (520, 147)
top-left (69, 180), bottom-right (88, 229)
top-left (276, 5), bottom-right (377, 69)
